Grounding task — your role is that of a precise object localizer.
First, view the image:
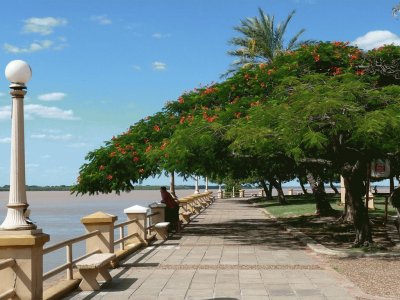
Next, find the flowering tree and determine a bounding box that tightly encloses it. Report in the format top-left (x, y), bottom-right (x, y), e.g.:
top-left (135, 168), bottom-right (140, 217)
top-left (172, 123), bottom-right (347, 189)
top-left (231, 42), bottom-right (400, 246)
top-left (71, 111), bottom-right (178, 195)
top-left (73, 41), bottom-right (400, 248)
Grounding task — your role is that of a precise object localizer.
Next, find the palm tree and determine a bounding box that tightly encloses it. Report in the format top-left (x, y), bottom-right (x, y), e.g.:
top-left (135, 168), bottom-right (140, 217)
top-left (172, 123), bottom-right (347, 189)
top-left (226, 9), bottom-right (305, 75)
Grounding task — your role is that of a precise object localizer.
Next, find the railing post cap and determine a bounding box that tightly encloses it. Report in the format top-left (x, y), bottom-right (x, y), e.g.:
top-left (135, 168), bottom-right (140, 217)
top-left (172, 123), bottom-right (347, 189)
top-left (124, 205), bottom-right (149, 214)
top-left (80, 211), bottom-right (118, 224)
top-left (149, 202), bottom-right (166, 208)
top-left (0, 233), bottom-right (49, 246)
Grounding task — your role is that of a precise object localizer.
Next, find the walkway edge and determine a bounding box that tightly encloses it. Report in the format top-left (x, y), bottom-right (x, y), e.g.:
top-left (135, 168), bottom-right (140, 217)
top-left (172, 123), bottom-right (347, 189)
top-left (251, 200), bottom-right (400, 258)
top-left (249, 199), bottom-right (400, 300)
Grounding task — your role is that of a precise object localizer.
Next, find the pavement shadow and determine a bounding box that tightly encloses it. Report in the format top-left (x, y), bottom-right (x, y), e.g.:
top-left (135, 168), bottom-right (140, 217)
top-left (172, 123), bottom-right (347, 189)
top-left (101, 277), bottom-right (138, 291)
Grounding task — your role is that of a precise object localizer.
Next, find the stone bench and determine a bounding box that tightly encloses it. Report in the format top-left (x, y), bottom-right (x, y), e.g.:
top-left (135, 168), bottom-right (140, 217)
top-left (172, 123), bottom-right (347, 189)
top-left (180, 211), bottom-right (192, 223)
top-left (75, 253), bottom-right (116, 291)
top-left (154, 222), bottom-right (170, 240)
top-left (193, 204), bottom-right (203, 214)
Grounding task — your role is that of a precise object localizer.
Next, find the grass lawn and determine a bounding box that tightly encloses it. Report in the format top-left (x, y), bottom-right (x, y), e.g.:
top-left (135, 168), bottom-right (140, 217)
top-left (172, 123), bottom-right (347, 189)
top-left (253, 193), bottom-right (400, 251)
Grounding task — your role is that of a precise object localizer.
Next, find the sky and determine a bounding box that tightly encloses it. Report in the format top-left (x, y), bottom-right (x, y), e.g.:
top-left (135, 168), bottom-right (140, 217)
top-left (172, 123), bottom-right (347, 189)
top-left (0, 0), bottom-right (399, 187)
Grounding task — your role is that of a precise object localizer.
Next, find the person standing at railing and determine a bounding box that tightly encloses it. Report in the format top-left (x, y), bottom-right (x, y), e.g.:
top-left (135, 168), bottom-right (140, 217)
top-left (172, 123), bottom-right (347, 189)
top-left (160, 186), bottom-right (181, 233)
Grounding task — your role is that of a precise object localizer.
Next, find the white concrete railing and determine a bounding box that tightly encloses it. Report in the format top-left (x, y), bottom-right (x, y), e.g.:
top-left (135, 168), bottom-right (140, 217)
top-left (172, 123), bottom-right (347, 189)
top-left (0, 258), bottom-right (16, 300)
top-left (42, 210), bottom-right (162, 283)
top-left (38, 194), bottom-right (212, 298)
top-left (113, 218), bottom-right (138, 251)
top-left (43, 230), bottom-right (101, 281)
top-left (145, 211), bottom-right (160, 233)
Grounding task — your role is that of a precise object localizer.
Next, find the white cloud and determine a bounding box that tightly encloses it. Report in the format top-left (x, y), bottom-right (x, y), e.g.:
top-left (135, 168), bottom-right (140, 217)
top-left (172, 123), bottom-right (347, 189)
top-left (4, 40), bottom-right (53, 53)
top-left (91, 15), bottom-right (112, 25)
top-left (38, 92), bottom-right (67, 101)
top-left (0, 105), bottom-right (78, 120)
top-left (23, 17), bottom-right (67, 35)
top-left (41, 154), bottom-right (51, 159)
top-left (0, 137), bottom-right (11, 144)
top-left (0, 106), bottom-right (11, 119)
top-left (352, 30), bottom-right (400, 50)
top-left (152, 33), bottom-right (171, 39)
top-left (132, 65), bottom-right (141, 71)
top-left (152, 61), bottom-right (167, 71)
top-left (25, 104), bottom-right (78, 120)
top-left (31, 133), bottom-right (73, 141)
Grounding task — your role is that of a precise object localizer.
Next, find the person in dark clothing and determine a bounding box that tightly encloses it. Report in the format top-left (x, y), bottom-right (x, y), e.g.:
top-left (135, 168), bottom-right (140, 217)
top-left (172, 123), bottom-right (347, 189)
top-left (160, 186), bottom-right (181, 232)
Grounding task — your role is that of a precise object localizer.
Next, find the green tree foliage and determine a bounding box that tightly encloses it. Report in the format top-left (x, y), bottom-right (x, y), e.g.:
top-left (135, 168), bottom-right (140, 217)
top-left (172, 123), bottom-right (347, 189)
top-left (72, 112), bottom-right (177, 195)
top-left (73, 41), bottom-right (400, 248)
top-left (237, 43), bottom-right (400, 245)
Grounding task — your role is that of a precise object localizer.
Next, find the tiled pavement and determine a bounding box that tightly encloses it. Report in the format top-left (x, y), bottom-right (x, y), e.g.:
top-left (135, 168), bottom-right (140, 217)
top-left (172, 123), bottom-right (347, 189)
top-left (64, 198), bottom-right (360, 300)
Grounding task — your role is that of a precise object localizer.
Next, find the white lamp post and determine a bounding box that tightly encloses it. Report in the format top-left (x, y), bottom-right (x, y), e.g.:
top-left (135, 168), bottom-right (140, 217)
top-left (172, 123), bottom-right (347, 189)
top-left (194, 176), bottom-right (200, 194)
top-left (1, 60), bottom-right (34, 230)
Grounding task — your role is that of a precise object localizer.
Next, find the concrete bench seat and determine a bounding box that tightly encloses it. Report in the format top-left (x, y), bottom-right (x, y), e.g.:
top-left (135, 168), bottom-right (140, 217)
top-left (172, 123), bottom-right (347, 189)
top-left (200, 201), bottom-right (208, 207)
top-left (154, 222), bottom-right (170, 240)
top-left (180, 211), bottom-right (192, 223)
top-left (75, 253), bottom-right (116, 291)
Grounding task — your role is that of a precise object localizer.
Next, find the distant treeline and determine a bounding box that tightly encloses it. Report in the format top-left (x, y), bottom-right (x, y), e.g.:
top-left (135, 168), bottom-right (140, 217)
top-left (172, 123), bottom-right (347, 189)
top-left (0, 185), bottom-right (72, 191)
top-left (0, 185), bottom-right (221, 192)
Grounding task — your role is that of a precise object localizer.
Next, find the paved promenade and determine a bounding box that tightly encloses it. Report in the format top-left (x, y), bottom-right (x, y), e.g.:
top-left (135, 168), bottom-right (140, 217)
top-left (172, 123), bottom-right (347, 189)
top-left (65, 198), bottom-right (360, 300)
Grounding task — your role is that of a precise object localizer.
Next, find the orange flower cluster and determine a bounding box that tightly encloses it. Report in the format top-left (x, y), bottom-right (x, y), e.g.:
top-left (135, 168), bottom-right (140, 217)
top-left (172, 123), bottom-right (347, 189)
top-left (116, 147), bottom-right (127, 155)
top-left (153, 125), bottom-right (160, 132)
top-left (178, 97), bottom-right (184, 104)
top-left (234, 112), bottom-right (242, 119)
top-left (331, 66), bottom-right (342, 76)
top-left (99, 165), bottom-right (105, 171)
top-left (106, 175), bottom-right (113, 180)
top-left (259, 63), bottom-right (267, 69)
top-left (145, 144), bottom-right (152, 152)
top-left (160, 141), bottom-right (168, 150)
top-left (203, 112), bottom-right (217, 123)
top-left (202, 87), bottom-right (217, 95)
top-left (356, 69), bottom-right (365, 76)
top-left (332, 41), bottom-right (349, 48)
top-left (133, 156), bottom-right (140, 162)
top-left (179, 115), bottom-right (194, 124)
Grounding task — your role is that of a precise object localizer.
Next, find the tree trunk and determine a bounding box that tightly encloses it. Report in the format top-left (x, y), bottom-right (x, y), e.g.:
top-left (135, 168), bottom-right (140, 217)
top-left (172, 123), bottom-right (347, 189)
top-left (306, 172), bottom-right (335, 216)
top-left (270, 178), bottom-right (287, 204)
top-left (299, 177), bottom-right (308, 194)
top-left (259, 180), bottom-right (272, 200)
top-left (339, 193), bottom-right (354, 223)
top-left (342, 161), bottom-right (373, 247)
top-left (330, 179), bottom-right (339, 194)
top-left (170, 172), bottom-right (177, 199)
top-left (268, 182), bottom-right (273, 199)
top-left (390, 176), bottom-right (395, 194)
